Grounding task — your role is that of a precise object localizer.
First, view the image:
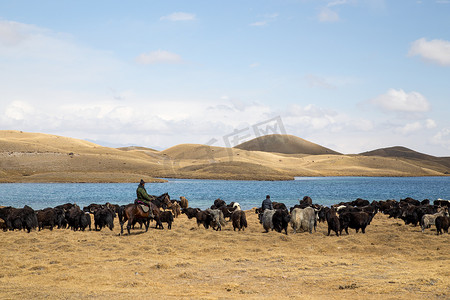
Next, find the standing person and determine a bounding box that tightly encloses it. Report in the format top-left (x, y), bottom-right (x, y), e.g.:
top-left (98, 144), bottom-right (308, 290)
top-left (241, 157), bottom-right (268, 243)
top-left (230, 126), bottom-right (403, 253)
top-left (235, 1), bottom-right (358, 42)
top-left (136, 179), bottom-right (153, 206)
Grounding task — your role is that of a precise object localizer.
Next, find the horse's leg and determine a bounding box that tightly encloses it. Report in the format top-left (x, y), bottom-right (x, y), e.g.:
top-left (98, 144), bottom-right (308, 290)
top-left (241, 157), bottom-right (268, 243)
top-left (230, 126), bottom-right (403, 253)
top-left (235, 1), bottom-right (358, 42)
top-left (144, 211), bottom-right (153, 231)
top-left (120, 214), bottom-right (127, 235)
top-left (127, 216), bottom-right (133, 235)
top-left (144, 218), bottom-right (149, 232)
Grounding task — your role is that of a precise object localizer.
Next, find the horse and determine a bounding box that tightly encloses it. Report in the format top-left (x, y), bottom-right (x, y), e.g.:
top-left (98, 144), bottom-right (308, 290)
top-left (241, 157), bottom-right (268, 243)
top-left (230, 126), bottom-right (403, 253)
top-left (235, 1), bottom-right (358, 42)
top-left (119, 203), bottom-right (157, 235)
top-left (150, 193), bottom-right (172, 211)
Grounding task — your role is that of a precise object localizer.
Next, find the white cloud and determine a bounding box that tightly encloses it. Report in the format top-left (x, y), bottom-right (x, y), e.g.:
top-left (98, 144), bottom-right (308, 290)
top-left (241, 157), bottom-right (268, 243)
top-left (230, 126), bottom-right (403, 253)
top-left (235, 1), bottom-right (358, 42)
top-left (4, 101), bottom-right (35, 121)
top-left (318, 1), bottom-right (386, 23)
top-left (318, 7), bottom-right (340, 22)
top-left (328, 0), bottom-right (350, 7)
top-left (431, 128), bottom-right (450, 151)
top-left (318, 0), bottom-right (351, 22)
top-left (250, 62), bottom-right (260, 68)
top-left (425, 119), bottom-right (437, 129)
top-left (285, 104), bottom-right (375, 133)
top-left (392, 119), bottom-right (437, 135)
top-left (0, 95), bottom-right (273, 148)
top-left (370, 89), bottom-right (430, 113)
top-left (136, 50), bottom-right (183, 65)
top-left (250, 13), bottom-right (278, 26)
top-left (395, 121), bottom-right (423, 135)
top-left (0, 19), bottom-right (124, 94)
top-left (0, 19), bottom-right (448, 156)
top-left (250, 21), bottom-right (268, 27)
top-left (160, 12), bottom-right (196, 21)
top-left (305, 74), bottom-right (336, 89)
top-left (409, 38), bottom-right (450, 66)
top-left (1, 94), bottom-right (446, 155)
top-left (284, 104), bottom-right (341, 131)
top-left (0, 20), bottom-right (34, 46)
top-left (365, 0), bottom-right (386, 10)
top-left (354, 118), bottom-right (374, 131)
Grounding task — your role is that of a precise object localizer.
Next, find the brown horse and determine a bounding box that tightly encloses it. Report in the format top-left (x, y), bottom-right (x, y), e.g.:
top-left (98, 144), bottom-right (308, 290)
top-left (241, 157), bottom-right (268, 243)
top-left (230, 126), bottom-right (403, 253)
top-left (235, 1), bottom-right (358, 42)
top-left (120, 202), bottom-right (159, 235)
top-left (150, 193), bottom-right (172, 211)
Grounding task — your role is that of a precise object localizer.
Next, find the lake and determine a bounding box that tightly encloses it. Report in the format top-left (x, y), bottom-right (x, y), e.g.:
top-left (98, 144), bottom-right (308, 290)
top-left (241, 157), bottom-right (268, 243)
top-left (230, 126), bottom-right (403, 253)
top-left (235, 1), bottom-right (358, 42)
top-left (0, 177), bottom-right (449, 210)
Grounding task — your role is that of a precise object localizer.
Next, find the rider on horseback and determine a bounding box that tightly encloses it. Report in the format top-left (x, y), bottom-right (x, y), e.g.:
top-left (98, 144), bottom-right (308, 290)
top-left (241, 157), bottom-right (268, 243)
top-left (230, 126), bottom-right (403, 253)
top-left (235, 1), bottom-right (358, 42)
top-left (136, 179), bottom-right (152, 206)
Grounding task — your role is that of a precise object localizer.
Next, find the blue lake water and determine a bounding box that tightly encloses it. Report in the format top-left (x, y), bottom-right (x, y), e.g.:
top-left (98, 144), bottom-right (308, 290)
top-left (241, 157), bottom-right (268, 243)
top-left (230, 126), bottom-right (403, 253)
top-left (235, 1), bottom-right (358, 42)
top-left (0, 177), bottom-right (449, 210)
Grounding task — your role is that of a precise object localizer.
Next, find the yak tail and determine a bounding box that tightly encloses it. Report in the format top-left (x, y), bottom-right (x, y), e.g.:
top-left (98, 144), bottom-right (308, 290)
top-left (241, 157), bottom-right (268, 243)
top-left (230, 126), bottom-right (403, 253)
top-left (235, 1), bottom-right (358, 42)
top-left (241, 212), bottom-right (248, 228)
top-left (219, 211), bottom-right (227, 227)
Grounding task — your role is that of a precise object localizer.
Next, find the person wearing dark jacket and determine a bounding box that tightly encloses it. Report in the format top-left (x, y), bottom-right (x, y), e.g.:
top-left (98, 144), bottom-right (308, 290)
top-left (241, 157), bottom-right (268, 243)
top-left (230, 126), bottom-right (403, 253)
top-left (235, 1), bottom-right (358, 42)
top-left (136, 179), bottom-right (153, 206)
top-left (259, 195), bottom-right (273, 223)
top-left (261, 195), bottom-right (273, 211)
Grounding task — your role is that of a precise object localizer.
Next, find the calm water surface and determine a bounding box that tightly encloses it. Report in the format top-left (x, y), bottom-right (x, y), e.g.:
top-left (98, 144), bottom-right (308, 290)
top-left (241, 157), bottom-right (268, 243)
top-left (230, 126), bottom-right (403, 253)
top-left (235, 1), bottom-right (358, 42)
top-left (0, 177), bottom-right (449, 210)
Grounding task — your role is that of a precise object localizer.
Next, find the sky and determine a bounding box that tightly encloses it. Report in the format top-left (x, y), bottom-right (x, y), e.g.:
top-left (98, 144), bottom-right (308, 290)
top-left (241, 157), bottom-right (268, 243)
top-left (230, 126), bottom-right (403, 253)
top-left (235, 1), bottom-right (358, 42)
top-left (0, 0), bottom-right (449, 156)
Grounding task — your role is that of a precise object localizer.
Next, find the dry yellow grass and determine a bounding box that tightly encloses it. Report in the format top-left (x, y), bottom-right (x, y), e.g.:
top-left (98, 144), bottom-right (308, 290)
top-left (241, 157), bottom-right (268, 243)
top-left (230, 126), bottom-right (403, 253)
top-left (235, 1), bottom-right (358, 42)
top-left (0, 211), bottom-right (448, 299)
top-left (1, 130), bottom-right (448, 183)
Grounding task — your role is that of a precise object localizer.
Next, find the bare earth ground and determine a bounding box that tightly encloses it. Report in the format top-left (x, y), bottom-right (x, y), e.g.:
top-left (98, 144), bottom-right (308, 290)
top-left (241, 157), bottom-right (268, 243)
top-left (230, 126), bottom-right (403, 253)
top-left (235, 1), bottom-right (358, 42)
top-left (0, 211), bottom-right (448, 299)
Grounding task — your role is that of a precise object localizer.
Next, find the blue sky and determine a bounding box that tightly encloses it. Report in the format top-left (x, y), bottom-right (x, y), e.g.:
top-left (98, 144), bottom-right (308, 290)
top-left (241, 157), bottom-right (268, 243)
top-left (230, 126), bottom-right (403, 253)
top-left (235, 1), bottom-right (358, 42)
top-left (0, 0), bottom-right (449, 156)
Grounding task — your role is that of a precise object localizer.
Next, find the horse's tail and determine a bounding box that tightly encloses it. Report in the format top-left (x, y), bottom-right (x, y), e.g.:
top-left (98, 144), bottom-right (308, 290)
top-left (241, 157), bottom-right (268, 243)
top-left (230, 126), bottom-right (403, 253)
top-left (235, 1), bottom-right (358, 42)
top-left (120, 204), bottom-right (134, 223)
top-left (117, 205), bottom-right (125, 223)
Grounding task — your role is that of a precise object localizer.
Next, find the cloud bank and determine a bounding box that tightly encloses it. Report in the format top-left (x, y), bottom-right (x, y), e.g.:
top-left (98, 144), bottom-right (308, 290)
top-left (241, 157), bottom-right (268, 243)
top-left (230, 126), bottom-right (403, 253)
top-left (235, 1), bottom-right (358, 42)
top-left (370, 89), bottom-right (430, 113)
top-left (160, 12), bottom-right (196, 21)
top-left (409, 38), bottom-right (450, 66)
top-left (136, 50), bottom-right (184, 65)
top-left (0, 18), bottom-right (448, 156)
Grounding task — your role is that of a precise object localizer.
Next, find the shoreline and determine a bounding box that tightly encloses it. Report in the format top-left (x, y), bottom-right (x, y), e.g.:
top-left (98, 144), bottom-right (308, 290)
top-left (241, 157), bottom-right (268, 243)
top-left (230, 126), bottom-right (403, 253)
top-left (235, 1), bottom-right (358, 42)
top-left (1, 173), bottom-right (449, 184)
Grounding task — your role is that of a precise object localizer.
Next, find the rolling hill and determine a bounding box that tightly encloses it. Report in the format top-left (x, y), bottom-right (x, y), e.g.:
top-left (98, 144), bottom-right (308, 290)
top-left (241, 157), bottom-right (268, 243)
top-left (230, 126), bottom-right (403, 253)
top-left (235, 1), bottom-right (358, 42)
top-left (0, 130), bottom-right (168, 183)
top-left (359, 146), bottom-right (450, 174)
top-left (233, 134), bottom-right (341, 155)
top-left (360, 146), bottom-right (438, 160)
top-left (0, 130), bottom-right (448, 182)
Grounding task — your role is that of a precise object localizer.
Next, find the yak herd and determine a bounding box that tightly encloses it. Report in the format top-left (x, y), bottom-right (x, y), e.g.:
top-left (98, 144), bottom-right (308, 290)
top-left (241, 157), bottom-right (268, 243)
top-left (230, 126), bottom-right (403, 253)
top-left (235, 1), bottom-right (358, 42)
top-left (0, 194), bottom-right (449, 236)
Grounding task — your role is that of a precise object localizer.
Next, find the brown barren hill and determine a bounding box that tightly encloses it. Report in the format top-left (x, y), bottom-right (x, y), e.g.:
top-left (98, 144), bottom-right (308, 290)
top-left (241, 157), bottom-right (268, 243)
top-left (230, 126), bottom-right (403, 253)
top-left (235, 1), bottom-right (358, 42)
top-left (360, 146), bottom-right (450, 174)
top-left (0, 130), bottom-right (100, 153)
top-left (161, 144), bottom-right (233, 160)
top-left (1, 130), bottom-right (448, 182)
top-left (360, 146), bottom-right (440, 160)
top-left (234, 134), bottom-right (341, 155)
top-left (0, 130), bottom-right (166, 183)
top-left (161, 144), bottom-right (293, 180)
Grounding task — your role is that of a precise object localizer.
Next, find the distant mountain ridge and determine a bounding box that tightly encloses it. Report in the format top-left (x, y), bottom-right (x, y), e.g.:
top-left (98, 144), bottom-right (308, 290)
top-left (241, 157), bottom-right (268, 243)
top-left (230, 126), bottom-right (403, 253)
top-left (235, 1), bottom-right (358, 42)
top-left (360, 146), bottom-right (450, 171)
top-left (1, 130), bottom-right (449, 182)
top-left (233, 134), bottom-right (341, 155)
top-left (359, 146), bottom-right (437, 160)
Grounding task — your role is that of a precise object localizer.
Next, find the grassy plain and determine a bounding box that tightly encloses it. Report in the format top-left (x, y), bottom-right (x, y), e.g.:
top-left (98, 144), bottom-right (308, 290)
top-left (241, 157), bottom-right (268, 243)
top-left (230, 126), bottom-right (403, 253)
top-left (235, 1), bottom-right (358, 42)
top-left (0, 211), bottom-right (448, 299)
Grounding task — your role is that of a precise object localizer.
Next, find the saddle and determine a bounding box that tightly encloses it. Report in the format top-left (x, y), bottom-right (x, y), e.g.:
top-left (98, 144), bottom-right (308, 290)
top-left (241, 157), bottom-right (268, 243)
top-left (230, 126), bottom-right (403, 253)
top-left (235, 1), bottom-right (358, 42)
top-left (135, 199), bottom-right (150, 213)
